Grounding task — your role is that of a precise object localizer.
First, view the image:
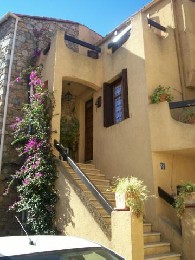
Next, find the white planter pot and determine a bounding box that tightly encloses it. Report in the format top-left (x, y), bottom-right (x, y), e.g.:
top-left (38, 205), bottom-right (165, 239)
top-left (184, 192), bottom-right (195, 205)
top-left (115, 192), bottom-right (126, 209)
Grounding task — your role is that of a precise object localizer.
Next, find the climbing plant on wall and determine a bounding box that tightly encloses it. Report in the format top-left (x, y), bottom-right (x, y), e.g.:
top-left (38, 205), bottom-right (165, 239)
top-left (5, 66), bottom-right (57, 234)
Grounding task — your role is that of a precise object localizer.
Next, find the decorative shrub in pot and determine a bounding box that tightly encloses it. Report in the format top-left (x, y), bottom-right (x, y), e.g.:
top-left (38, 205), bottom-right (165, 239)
top-left (112, 176), bottom-right (150, 217)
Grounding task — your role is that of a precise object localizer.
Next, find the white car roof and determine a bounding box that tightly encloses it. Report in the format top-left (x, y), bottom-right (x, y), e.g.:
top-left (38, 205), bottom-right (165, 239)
top-left (0, 235), bottom-right (101, 257)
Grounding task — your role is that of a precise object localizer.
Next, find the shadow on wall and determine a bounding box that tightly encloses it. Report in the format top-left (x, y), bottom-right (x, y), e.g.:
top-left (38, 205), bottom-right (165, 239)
top-left (55, 169), bottom-right (75, 234)
top-left (0, 164), bottom-right (21, 236)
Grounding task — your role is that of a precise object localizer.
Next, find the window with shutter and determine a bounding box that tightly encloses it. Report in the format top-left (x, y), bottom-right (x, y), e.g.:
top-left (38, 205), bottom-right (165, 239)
top-left (103, 69), bottom-right (129, 127)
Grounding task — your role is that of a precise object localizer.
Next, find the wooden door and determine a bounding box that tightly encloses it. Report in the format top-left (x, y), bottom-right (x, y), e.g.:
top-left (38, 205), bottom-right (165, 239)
top-left (85, 99), bottom-right (93, 161)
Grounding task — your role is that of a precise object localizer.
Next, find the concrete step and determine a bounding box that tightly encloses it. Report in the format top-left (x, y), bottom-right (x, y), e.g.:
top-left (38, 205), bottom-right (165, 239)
top-left (95, 206), bottom-right (110, 216)
top-left (144, 242), bottom-right (170, 256)
top-left (67, 168), bottom-right (102, 175)
top-left (63, 161), bottom-right (96, 170)
top-left (144, 232), bottom-right (161, 243)
top-left (88, 197), bottom-right (115, 207)
top-left (78, 182), bottom-right (111, 192)
top-left (76, 178), bottom-right (110, 186)
top-left (70, 172), bottom-right (106, 180)
top-left (144, 252), bottom-right (181, 260)
top-left (85, 191), bottom-right (115, 200)
top-left (144, 223), bottom-right (152, 233)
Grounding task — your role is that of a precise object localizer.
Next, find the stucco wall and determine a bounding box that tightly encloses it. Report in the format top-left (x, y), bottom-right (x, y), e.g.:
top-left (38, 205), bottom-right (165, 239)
top-left (152, 151), bottom-right (195, 255)
top-left (142, 0), bottom-right (183, 101)
top-left (39, 1), bottom-right (195, 249)
top-left (41, 30), bottom-right (103, 154)
top-left (92, 13), bottom-right (156, 223)
top-left (44, 12), bottom-right (162, 224)
top-left (176, 0), bottom-right (195, 96)
top-left (55, 161), bottom-right (110, 248)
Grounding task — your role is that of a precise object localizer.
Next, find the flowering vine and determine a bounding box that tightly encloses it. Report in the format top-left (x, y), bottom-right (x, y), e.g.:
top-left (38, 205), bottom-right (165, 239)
top-left (6, 66), bottom-right (57, 234)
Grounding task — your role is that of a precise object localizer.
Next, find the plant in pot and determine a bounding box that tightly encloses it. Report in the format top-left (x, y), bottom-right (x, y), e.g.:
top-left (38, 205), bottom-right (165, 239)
top-left (180, 107), bottom-right (195, 124)
top-left (174, 182), bottom-right (195, 218)
top-left (111, 176), bottom-right (149, 217)
top-left (150, 85), bottom-right (174, 104)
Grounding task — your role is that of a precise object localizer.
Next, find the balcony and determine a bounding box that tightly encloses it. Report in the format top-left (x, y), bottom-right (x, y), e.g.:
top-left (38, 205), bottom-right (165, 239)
top-left (148, 102), bottom-right (195, 155)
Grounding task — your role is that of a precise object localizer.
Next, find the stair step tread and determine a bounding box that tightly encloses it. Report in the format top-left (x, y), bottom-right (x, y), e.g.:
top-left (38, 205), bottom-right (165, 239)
top-left (145, 252), bottom-right (181, 260)
top-left (75, 177), bottom-right (109, 182)
top-left (101, 215), bottom-right (111, 218)
top-left (89, 197), bottom-right (115, 202)
top-left (80, 183), bottom-right (110, 188)
top-left (71, 171), bottom-right (105, 176)
top-left (144, 242), bottom-right (170, 248)
top-left (144, 223), bottom-right (152, 226)
top-left (63, 163), bottom-right (96, 171)
top-left (65, 165), bottom-right (98, 172)
top-left (68, 168), bottom-right (102, 174)
top-left (144, 232), bottom-right (161, 236)
top-left (85, 190), bottom-right (113, 194)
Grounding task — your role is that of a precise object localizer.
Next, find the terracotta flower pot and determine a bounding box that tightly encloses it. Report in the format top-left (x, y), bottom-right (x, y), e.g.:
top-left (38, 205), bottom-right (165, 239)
top-left (160, 94), bottom-right (168, 102)
top-left (188, 117), bottom-right (195, 124)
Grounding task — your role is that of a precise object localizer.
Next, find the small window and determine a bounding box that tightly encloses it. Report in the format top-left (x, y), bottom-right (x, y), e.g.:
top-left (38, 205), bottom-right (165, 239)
top-left (103, 69), bottom-right (129, 127)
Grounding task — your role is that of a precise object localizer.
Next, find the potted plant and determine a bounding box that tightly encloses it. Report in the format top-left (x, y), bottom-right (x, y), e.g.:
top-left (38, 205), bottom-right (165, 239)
top-left (180, 107), bottom-right (195, 124)
top-left (150, 85), bottom-right (174, 104)
top-left (111, 176), bottom-right (149, 217)
top-left (174, 182), bottom-right (195, 218)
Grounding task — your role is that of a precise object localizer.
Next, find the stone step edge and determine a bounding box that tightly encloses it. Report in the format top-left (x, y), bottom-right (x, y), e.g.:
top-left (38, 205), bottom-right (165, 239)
top-left (144, 252), bottom-right (181, 260)
top-left (69, 170), bottom-right (105, 176)
top-left (144, 242), bottom-right (170, 248)
top-left (74, 178), bottom-right (110, 183)
top-left (144, 232), bottom-right (161, 237)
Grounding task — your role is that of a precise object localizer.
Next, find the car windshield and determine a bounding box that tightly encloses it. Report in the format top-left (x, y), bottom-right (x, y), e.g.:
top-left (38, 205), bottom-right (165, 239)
top-left (0, 247), bottom-right (124, 260)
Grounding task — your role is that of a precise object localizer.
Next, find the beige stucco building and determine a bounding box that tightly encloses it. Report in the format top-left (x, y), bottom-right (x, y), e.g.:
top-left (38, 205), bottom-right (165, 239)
top-left (0, 0), bottom-right (195, 259)
top-left (39, 0), bottom-right (195, 258)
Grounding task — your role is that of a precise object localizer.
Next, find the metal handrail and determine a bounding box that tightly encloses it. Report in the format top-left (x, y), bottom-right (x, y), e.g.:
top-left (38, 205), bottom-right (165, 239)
top-left (169, 99), bottom-right (195, 109)
top-left (158, 186), bottom-right (175, 207)
top-left (54, 140), bottom-right (113, 215)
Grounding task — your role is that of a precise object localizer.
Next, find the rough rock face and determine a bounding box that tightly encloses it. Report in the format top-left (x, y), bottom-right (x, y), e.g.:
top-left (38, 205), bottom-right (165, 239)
top-left (0, 14), bottom-right (79, 235)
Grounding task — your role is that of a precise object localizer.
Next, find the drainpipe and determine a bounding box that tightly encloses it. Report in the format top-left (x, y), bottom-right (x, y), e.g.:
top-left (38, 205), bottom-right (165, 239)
top-left (0, 13), bottom-right (20, 175)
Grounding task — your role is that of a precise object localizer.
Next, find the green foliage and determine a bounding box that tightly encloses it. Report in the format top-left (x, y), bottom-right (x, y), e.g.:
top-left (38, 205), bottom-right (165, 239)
top-left (112, 176), bottom-right (150, 217)
top-left (180, 107), bottom-right (195, 124)
top-left (150, 85), bottom-right (174, 104)
top-left (60, 116), bottom-right (79, 149)
top-left (174, 182), bottom-right (195, 218)
top-left (7, 66), bottom-right (57, 234)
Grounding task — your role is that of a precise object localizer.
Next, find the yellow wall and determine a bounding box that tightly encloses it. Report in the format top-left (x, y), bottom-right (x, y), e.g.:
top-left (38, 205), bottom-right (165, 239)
top-left (40, 0), bottom-right (195, 251)
top-left (176, 0), bottom-right (195, 96)
top-left (55, 161), bottom-right (110, 247)
top-left (142, 1), bottom-right (183, 101)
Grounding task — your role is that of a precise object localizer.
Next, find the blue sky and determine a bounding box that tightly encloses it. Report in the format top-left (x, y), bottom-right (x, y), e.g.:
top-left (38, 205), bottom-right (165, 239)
top-left (0, 0), bottom-right (150, 36)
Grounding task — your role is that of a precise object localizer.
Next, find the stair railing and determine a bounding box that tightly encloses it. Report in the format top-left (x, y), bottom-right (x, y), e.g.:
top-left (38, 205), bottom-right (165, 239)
top-left (158, 186), bottom-right (176, 206)
top-left (54, 140), bottom-right (113, 215)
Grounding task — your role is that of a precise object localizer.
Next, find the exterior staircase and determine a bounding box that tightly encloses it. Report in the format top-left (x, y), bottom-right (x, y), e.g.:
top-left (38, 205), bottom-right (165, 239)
top-left (144, 223), bottom-right (181, 260)
top-left (63, 161), bottom-right (181, 260)
top-left (63, 161), bottom-right (114, 225)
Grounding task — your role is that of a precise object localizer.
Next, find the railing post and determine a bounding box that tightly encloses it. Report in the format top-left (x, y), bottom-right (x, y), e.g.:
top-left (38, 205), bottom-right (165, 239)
top-left (111, 210), bottom-right (144, 260)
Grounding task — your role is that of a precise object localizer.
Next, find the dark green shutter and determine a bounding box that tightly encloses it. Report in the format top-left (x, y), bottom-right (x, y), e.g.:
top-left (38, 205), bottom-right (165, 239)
top-left (122, 68), bottom-right (129, 119)
top-left (103, 83), bottom-right (114, 127)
